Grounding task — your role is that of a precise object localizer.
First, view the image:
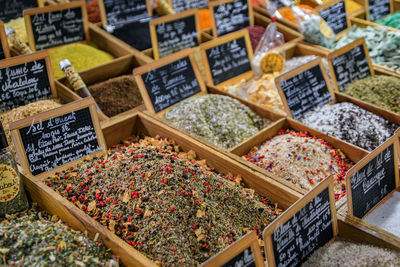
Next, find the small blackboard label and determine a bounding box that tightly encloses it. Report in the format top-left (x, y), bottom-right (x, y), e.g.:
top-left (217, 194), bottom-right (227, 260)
top-left (171, 0), bottom-right (208, 13)
top-left (0, 0), bottom-right (37, 23)
top-left (319, 0), bottom-right (348, 35)
top-left (350, 143), bottom-right (396, 218)
top-left (153, 13), bottom-right (198, 58)
top-left (222, 248), bottom-right (255, 267)
top-left (19, 107), bottom-right (102, 176)
top-left (141, 56), bottom-right (201, 113)
top-left (27, 4), bottom-right (86, 50)
top-left (212, 0), bottom-right (250, 36)
top-left (272, 187), bottom-right (333, 266)
top-left (277, 61), bottom-right (333, 120)
top-left (103, 0), bottom-right (149, 25)
top-left (0, 57), bottom-right (53, 113)
top-left (205, 36), bottom-right (251, 85)
top-left (368, 0), bottom-right (391, 21)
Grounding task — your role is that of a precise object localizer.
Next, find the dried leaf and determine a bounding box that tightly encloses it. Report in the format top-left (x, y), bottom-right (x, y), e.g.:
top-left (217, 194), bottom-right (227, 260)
top-left (109, 220), bottom-right (116, 232)
top-left (188, 150), bottom-right (196, 160)
top-left (194, 227), bottom-right (202, 237)
top-left (58, 240), bottom-right (67, 250)
top-left (196, 209), bottom-right (205, 218)
top-left (143, 209), bottom-right (152, 218)
top-left (197, 234), bottom-right (207, 242)
top-left (120, 191), bottom-right (131, 203)
top-left (87, 201), bottom-right (97, 212)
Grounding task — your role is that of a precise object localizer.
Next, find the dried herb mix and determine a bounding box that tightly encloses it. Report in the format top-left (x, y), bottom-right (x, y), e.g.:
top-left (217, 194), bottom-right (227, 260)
top-left (0, 203), bottom-right (119, 266)
top-left (163, 94), bottom-right (271, 149)
top-left (343, 75), bottom-right (400, 115)
top-left (45, 136), bottom-right (281, 265)
top-left (300, 102), bottom-right (399, 151)
top-left (244, 129), bottom-right (352, 200)
top-left (88, 75), bottom-right (144, 117)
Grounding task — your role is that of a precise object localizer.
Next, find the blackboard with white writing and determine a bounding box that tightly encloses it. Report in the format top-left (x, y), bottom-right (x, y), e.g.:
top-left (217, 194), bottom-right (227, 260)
top-left (222, 248), bottom-right (255, 267)
top-left (103, 0), bottom-right (149, 25)
top-left (0, 0), bottom-right (37, 23)
top-left (155, 14), bottom-right (198, 58)
top-left (350, 144), bottom-right (396, 218)
top-left (19, 107), bottom-right (102, 176)
top-left (141, 56), bottom-right (201, 113)
top-left (0, 58), bottom-right (52, 112)
top-left (368, 0), bottom-right (391, 22)
top-left (272, 187), bottom-right (334, 266)
top-left (331, 43), bottom-right (371, 92)
top-left (171, 0), bottom-right (208, 13)
top-left (29, 6), bottom-right (85, 50)
top-left (205, 36), bottom-right (251, 85)
top-left (213, 0), bottom-right (250, 36)
top-left (319, 0), bottom-right (348, 35)
top-left (278, 64), bottom-right (333, 120)
top-left (0, 40), bottom-right (4, 60)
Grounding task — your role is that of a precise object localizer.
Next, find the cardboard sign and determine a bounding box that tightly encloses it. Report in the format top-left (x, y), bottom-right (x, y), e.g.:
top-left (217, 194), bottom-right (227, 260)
top-left (169, 0), bottom-right (208, 13)
top-left (201, 231), bottom-right (264, 267)
top-left (209, 0), bottom-right (253, 37)
top-left (264, 177), bottom-right (338, 267)
top-left (201, 30), bottom-right (253, 87)
top-left (24, 1), bottom-right (89, 51)
top-left (0, 51), bottom-right (56, 113)
top-left (0, 21), bottom-right (10, 60)
top-left (366, 0), bottom-right (393, 22)
top-left (0, 0), bottom-right (37, 23)
top-left (98, 0), bottom-right (151, 26)
top-left (150, 9), bottom-right (200, 59)
top-left (327, 38), bottom-right (374, 92)
top-left (275, 57), bottom-right (335, 120)
top-left (317, 0), bottom-right (349, 37)
top-left (346, 135), bottom-right (399, 219)
top-left (133, 48), bottom-right (206, 115)
top-left (9, 98), bottom-right (105, 178)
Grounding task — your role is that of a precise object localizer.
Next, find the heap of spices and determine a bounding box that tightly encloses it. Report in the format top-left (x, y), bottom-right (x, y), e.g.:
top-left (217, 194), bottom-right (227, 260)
top-left (246, 26), bottom-right (266, 51)
top-left (0, 203), bottom-right (119, 265)
top-left (88, 75), bottom-right (143, 117)
top-left (87, 0), bottom-right (101, 23)
top-left (49, 43), bottom-right (114, 78)
top-left (343, 75), bottom-right (400, 114)
top-left (45, 136), bottom-right (281, 265)
top-left (199, 9), bottom-right (212, 30)
top-left (302, 239), bottom-right (400, 266)
top-left (300, 102), bottom-right (399, 151)
top-left (244, 129), bottom-right (352, 199)
top-left (163, 94), bottom-right (271, 149)
top-left (377, 11), bottom-right (400, 29)
top-left (276, 5), bottom-right (316, 26)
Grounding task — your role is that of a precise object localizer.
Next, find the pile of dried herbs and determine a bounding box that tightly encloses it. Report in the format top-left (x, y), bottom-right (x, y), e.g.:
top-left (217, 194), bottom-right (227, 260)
top-left (45, 136), bottom-right (281, 265)
top-left (0, 203), bottom-right (119, 266)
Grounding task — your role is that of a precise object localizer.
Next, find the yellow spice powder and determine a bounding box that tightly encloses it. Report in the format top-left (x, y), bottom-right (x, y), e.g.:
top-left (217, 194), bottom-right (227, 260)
top-left (49, 43), bottom-right (114, 78)
top-left (4, 17), bottom-right (28, 44)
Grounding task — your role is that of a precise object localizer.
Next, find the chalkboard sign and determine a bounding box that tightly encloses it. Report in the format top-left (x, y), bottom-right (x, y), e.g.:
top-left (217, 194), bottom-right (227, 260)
top-left (275, 58), bottom-right (334, 120)
top-left (264, 177), bottom-right (337, 267)
top-left (367, 0), bottom-right (392, 22)
top-left (24, 2), bottom-right (88, 51)
top-left (0, 51), bottom-right (56, 113)
top-left (0, 0), bottom-right (37, 23)
top-left (150, 9), bottom-right (200, 59)
top-left (210, 0), bottom-right (253, 37)
top-left (10, 98), bottom-right (105, 177)
top-left (134, 49), bottom-right (206, 114)
top-left (318, 0), bottom-right (348, 35)
top-left (100, 0), bottom-right (150, 25)
top-left (328, 38), bottom-right (373, 92)
top-left (347, 136), bottom-right (399, 219)
top-left (201, 30), bottom-right (253, 86)
top-left (171, 0), bottom-right (208, 13)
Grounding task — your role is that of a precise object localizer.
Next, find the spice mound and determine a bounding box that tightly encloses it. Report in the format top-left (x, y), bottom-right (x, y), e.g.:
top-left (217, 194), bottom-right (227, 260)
top-left (246, 25), bottom-right (265, 51)
top-left (163, 94), bottom-right (271, 149)
top-left (302, 239), bottom-right (400, 266)
top-left (49, 43), bottom-right (114, 78)
top-left (377, 11), bottom-right (400, 29)
top-left (45, 136), bottom-right (281, 265)
top-left (88, 75), bottom-right (143, 117)
top-left (300, 102), bottom-right (399, 151)
top-left (244, 129), bottom-right (352, 199)
top-left (0, 203), bottom-right (119, 266)
top-left (343, 75), bottom-right (400, 115)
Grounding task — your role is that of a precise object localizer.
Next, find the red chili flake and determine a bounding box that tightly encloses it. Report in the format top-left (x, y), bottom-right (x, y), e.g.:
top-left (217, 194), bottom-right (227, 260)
top-left (195, 200), bottom-right (199, 204)
top-left (217, 182), bottom-right (222, 187)
top-left (181, 190), bottom-right (185, 195)
top-left (192, 225), bottom-right (196, 229)
top-left (170, 207), bottom-right (175, 211)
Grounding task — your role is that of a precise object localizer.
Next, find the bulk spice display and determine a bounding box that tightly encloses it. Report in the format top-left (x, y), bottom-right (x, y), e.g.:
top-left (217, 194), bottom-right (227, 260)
top-left (0, 203), bottom-right (120, 266)
top-left (377, 11), bottom-right (400, 29)
top-left (343, 75), bottom-right (400, 115)
top-left (244, 129), bottom-right (352, 200)
top-left (44, 135), bottom-right (281, 265)
top-left (246, 26), bottom-right (266, 50)
top-left (163, 94), bottom-right (271, 149)
top-left (300, 102), bottom-right (399, 151)
top-left (88, 75), bottom-right (144, 118)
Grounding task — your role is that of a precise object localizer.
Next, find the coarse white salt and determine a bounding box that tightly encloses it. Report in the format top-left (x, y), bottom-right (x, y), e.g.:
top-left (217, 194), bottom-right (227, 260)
top-left (364, 191), bottom-right (400, 238)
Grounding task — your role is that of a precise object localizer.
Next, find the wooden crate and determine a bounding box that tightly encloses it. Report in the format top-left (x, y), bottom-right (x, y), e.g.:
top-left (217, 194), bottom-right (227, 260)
top-left (21, 111), bottom-right (302, 266)
top-left (55, 54), bottom-right (151, 121)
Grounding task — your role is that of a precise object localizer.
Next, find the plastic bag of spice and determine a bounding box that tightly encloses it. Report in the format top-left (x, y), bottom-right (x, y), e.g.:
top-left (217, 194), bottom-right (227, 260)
top-left (252, 2), bottom-right (286, 76)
